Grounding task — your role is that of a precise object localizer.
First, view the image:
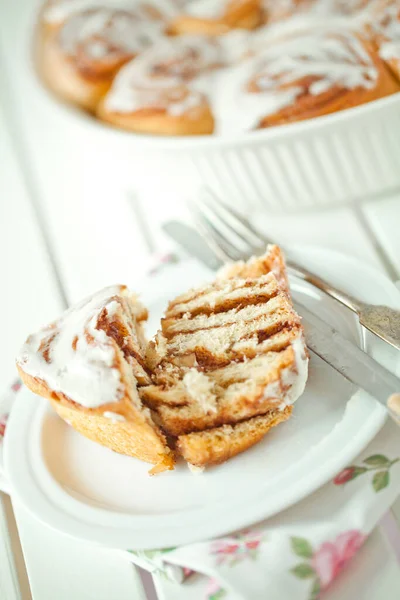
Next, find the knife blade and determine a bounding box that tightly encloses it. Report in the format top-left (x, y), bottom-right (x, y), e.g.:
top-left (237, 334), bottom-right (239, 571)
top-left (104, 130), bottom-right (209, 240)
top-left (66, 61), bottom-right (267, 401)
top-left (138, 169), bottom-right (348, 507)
top-left (296, 300), bottom-right (400, 422)
top-left (162, 220), bottom-right (222, 271)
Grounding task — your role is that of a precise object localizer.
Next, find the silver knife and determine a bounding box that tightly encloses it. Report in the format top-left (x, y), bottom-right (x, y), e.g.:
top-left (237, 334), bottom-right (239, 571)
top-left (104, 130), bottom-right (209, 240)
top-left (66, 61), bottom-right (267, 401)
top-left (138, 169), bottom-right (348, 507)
top-left (296, 300), bottom-right (400, 425)
top-left (162, 221), bottom-right (222, 271)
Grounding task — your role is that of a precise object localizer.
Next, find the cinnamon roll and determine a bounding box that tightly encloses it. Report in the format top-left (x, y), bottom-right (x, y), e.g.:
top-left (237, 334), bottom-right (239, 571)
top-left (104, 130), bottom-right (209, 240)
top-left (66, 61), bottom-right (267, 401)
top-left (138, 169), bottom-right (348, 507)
top-left (97, 36), bottom-right (225, 134)
top-left (213, 23), bottom-right (400, 133)
top-left (16, 286), bottom-right (174, 474)
top-left (38, 5), bottom-right (169, 112)
top-left (169, 0), bottom-right (263, 36)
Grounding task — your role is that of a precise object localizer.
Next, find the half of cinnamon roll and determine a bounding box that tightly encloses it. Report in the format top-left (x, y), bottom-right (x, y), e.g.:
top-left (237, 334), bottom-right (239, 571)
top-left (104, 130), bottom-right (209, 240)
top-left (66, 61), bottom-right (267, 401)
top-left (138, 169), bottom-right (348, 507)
top-left (16, 285), bottom-right (174, 474)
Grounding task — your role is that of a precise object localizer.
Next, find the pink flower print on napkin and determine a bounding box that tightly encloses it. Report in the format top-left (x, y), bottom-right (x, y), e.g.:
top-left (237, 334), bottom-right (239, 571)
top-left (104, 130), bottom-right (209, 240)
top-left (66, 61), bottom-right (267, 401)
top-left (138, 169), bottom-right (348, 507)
top-left (312, 531), bottom-right (365, 589)
top-left (334, 454), bottom-right (400, 492)
top-left (210, 530), bottom-right (264, 566)
top-left (291, 530), bottom-right (366, 599)
top-left (333, 467), bottom-right (359, 485)
top-left (205, 578), bottom-right (227, 599)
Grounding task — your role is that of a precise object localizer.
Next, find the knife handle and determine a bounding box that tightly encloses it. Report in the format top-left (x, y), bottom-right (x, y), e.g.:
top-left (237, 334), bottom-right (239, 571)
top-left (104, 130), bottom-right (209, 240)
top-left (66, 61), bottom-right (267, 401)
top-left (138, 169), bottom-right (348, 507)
top-left (387, 394), bottom-right (400, 426)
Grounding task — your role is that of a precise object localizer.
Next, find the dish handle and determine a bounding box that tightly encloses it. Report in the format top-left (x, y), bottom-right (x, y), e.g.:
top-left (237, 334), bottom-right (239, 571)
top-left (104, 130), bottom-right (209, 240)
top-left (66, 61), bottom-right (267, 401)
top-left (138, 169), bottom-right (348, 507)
top-left (0, 380), bottom-right (21, 495)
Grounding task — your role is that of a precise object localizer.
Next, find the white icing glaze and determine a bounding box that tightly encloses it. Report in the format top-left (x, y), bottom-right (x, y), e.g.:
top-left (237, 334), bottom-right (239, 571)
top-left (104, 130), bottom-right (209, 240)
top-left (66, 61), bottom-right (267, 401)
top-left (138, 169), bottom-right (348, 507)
top-left (263, 0), bottom-right (380, 20)
top-left (380, 40), bottom-right (400, 60)
top-left (44, 0), bottom-right (180, 24)
top-left (262, 335), bottom-right (309, 408)
top-left (103, 410), bottom-right (127, 421)
top-left (44, 0), bottom-right (133, 23)
top-left (185, 0), bottom-right (226, 19)
top-left (59, 6), bottom-right (165, 58)
top-left (17, 285), bottom-right (128, 409)
top-left (167, 88), bottom-right (206, 116)
top-left (279, 335), bottom-right (309, 407)
top-left (376, 2), bottom-right (400, 62)
top-left (104, 35), bottom-right (224, 115)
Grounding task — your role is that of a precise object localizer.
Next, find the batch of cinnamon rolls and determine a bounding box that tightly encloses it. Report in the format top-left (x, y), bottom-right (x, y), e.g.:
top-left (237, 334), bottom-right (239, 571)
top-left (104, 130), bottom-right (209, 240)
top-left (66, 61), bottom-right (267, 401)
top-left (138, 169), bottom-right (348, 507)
top-left (38, 0), bottom-right (400, 135)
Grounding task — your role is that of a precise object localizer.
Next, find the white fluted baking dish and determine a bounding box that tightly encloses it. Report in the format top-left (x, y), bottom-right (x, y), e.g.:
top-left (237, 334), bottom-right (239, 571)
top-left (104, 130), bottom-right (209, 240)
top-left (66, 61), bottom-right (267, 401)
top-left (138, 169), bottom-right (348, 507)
top-left (49, 89), bottom-right (400, 213)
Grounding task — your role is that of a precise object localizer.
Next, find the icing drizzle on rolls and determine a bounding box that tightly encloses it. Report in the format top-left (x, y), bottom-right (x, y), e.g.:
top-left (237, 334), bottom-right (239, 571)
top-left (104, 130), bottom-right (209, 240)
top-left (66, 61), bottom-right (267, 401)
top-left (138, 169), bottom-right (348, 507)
top-left (17, 285), bottom-right (139, 408)
top-left (263, 0), bottom-right (381, 20)
top-left (105, 35), bottom-right (225, 115)
top-left (58, 6), bottom-right (166, 64)
top-left (374, 1), bottom-right (400, 62)
top-left (183, 0), bottom-right (228, 19)
top-left (44, 0), bottom-right (181, 24)
top-left (213, 20), bottom-right (379, 133)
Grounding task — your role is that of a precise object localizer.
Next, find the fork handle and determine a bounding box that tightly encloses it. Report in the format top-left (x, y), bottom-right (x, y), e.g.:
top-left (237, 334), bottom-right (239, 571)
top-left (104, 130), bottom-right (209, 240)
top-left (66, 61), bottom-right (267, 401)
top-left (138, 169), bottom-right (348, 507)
top-left (287, 261), bottom-right (362, 314)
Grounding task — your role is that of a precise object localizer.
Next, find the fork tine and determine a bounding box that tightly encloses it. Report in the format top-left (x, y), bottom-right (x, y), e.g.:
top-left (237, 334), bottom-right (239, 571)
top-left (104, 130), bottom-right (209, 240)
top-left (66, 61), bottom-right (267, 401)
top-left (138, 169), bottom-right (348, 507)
top-left (188, 202), bottom-right (231, 263)
top-left (201, 187), bottom-right (271, 249)
top-left (198, 212), bottom-right (245, 263)
top-left (190, 204), bottom-right (244, 263)
top-left (197, 195), bottom-right (255, 257)
top-left (199, 200), bottom-right (254, 256)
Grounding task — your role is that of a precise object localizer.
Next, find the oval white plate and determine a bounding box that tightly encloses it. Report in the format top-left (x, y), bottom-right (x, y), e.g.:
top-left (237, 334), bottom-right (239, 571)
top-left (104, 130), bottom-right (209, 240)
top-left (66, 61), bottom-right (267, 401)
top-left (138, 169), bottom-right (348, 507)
top-left (5, 247), bottom-right (400, 549)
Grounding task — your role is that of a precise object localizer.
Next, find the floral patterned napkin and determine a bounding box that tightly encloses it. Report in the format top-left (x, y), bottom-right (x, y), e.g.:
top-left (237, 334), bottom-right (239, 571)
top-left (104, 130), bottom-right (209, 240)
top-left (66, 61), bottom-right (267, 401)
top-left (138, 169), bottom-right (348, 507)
top-left (121, 409), bottom-right (400, 600)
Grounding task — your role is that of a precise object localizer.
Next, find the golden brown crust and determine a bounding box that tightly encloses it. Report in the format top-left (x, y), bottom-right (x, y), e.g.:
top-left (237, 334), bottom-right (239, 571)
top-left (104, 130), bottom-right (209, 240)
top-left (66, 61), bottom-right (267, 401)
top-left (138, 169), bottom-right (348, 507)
top-left (177, 406), bottom-right (292, 466)
top-left (381, 55), bottom-right (400, 82)
top-left (218, 245), bottom-right (289, 292)
top-left (168, 16), bottom-right (231, 36)
top-left (17, 366), bottom-right (174, 473)
top-left (97, 97), bottom-right (215, 135)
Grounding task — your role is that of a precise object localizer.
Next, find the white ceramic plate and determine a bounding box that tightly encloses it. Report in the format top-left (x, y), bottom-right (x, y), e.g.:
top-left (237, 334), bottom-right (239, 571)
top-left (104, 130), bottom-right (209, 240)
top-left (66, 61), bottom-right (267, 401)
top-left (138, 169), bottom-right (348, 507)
top-left (5, 247), bottom-right (400, 550)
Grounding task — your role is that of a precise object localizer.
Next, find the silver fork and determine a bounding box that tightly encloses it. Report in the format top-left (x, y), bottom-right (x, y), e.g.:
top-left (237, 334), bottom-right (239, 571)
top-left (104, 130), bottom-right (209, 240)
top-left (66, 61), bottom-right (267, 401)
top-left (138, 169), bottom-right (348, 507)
top-left (190, 189), bottom-right (400, 352)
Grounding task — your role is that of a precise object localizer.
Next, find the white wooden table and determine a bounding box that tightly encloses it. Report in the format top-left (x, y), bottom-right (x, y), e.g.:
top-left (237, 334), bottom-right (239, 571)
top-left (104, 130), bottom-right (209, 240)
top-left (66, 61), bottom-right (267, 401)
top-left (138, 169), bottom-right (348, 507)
top-left (1, 1), bottom-right (400, 598)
